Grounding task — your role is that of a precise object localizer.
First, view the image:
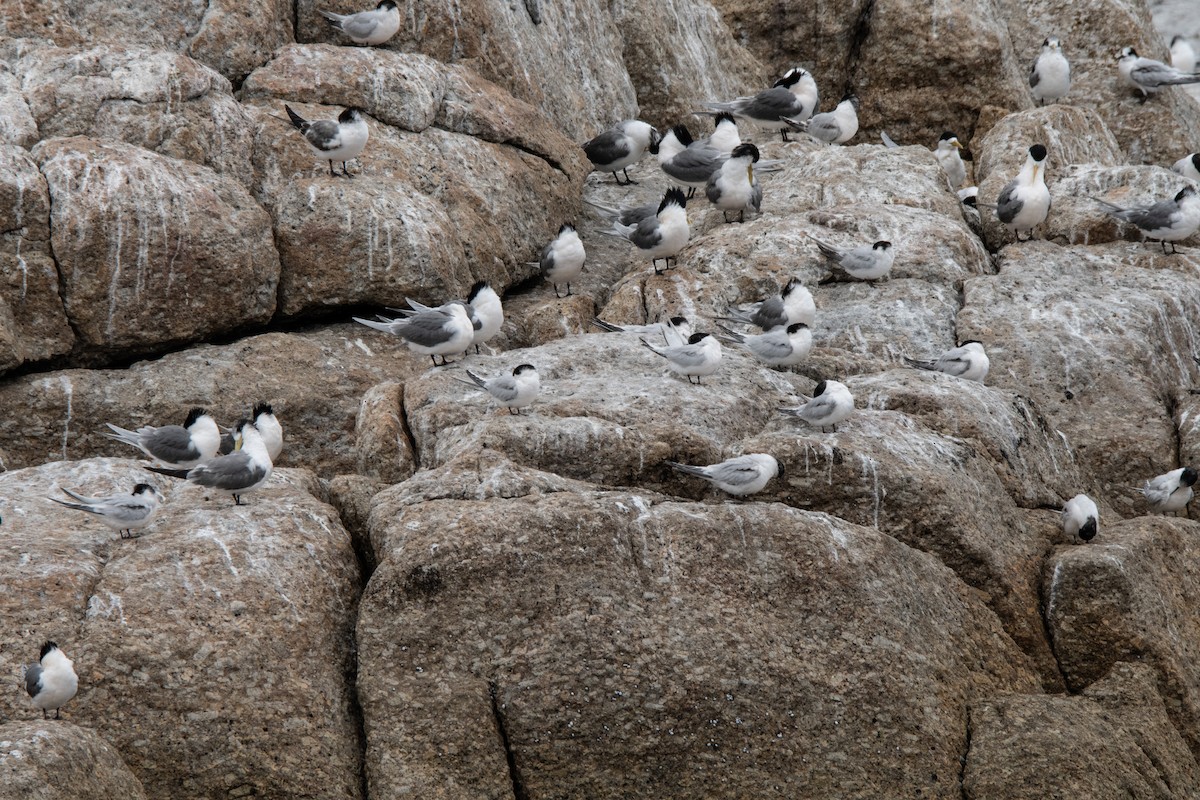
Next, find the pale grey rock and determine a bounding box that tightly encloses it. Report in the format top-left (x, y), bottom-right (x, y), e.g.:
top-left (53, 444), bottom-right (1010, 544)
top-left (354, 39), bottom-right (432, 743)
top-left (33, 137), bottom-right (279, 356)
top-left (0, 144), bottom-right (73, 374)
top-left (0, 721), bottom-right (149, 799)
top-left (354, 381), bottom-right (416, 484)
top-left (0, 64), bottom-right (37, 147)
top-left (358, 453), bottom-right (1039, 797)
top-left (961, 242), bottom-right (1200, 515)
top-left (0, 458), bottom-right (363, 799)
top-left (0, 325), bottom-right (423, 475)
top-left (12, 44), bottom-right (254, 183)
top-left (1045, 517), bottom-right (1200, 752)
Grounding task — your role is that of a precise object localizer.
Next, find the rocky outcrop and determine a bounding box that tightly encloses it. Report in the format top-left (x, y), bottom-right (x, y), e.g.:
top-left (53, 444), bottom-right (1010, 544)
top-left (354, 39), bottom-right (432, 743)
top-left (0, 721), bottom-right (148, 799)
top-left (0, 325), bottom-right (425, 475)
top-left (34, 137), bottom-right (279, 357)
top-left (0, 459), bottom-right (363, 800)
top-left (358, 453), bottom-right (1039, 798)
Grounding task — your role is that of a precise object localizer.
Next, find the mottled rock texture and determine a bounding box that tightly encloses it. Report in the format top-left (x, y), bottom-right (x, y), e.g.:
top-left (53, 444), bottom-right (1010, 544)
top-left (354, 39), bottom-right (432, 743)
top-left (0, 721), bottom-right (148, 800)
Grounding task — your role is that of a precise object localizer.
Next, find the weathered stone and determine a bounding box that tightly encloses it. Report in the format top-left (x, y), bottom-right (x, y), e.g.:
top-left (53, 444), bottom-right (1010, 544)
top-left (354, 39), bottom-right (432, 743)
top-left (961, 242), bottom-right (1200, 514)
top-left (326, 472), bottom-right (385, 575)
top-left (358, 454), bottom-right (1039, 798)
top-left (0, 459), bottom-right (363, 799)
top-left (32, 137), bottom-right (279, 356)
top-left (1044, 517), bottom-right (1200, 751)
top-left (0, 0), bottom-right (292, 83)
top-left (0, 721), bottom-right (148, 799)
top-left (0, 144), bottom-right (73, 374)
top-left (964, 664), bottom-right (1199, 797)
top-left (11, 44), bottom-right (254, 183)
top-left (0, 325), bottom-right (424, 475)
top-left (995, 0), bottom-right (1200, 165)
top-left (0, 64), bottom-right (37, 147)
top-left (354, 381), bottom-right (416, 484)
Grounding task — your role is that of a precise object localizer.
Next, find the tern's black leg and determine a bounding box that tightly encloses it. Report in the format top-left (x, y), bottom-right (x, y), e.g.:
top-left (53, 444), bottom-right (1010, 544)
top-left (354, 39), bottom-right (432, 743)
top-left (553, 284), bottom-right (563, 298)
top-left (233, 494), bottom-right (243, 506)
top-left (43, 709), bottom-right (48, 720)
top-left (55, 709), bottom-right (61, 719)
top-left (780, 130), bottom-right (790, 143)
top-left (738, 211), bottom-right (745, 224)
top-left (686, 187), bottom-right (696, 199)
top-left (565, 283), bottom-right (573, 296)
top-left (623, 168), bottom-right (637, 185)
top-left (328, 160), bottom-right (336, 177)
top-left (341, 162), bottom-right (355, 178)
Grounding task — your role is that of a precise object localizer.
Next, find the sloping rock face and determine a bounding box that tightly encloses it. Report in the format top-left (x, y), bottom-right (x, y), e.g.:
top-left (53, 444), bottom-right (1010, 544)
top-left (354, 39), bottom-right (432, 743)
top-left (0, 459), bottom-right (363, 799)
top-left (0, 721), bottom-right (148, 800)
top-left (358, 454), bottom-right (1039, 798)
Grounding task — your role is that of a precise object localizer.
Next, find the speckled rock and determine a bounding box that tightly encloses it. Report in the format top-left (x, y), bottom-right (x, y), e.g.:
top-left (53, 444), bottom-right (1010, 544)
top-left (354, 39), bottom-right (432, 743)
top-left (0, 144), bottom-right (73, 375)
top-left (0, 721), bottom-right (148, 799)
top-left (0, 65), bottom-right (37, 147)
top-left (11, 44), bottom-right (255, 182)
top-left (0, 0), bottom-right (293, 83)
top-left (354, 381), bottom-right (416, 484)
top-left (961, 242), bottom-right (1200, 514)
top-left (32, 137), bottom-right (279, 357)
top-left (241, 46), bottom-right (587, 316)
top-left (358, 453), bottom-right (1039, 798)
top-left (0, 324), bottom-right (422, 476)
top-left (1044, 517), bottom-right (1200, 752)
top-left (964, 664), bottom-right (1199, 797)
top-left (0, 459), bottom-right (363, 800)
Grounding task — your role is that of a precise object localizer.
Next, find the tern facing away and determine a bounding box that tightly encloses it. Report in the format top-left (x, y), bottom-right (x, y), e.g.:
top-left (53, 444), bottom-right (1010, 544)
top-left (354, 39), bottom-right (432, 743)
top-left (22, 641), bottom-right (78, 720)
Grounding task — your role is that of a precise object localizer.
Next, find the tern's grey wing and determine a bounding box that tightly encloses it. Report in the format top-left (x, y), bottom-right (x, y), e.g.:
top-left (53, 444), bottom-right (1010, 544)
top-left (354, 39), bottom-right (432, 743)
top-left (665, 147), bottom-right (726, 183)
top-left (1127, 198), bottom-right (1181, 230)
top-left (143, 426), bottom-right (200, 464)
top-left (750, 182), bottom-right (763, 213)
top-left (1132, 61), bottom-right (1184, 86)
top-left (1029, 60), bottom-right (1041, 88)
top-left (747, 334), bottom-right (794, 361)
top-left (219, 431), bottom-right (236, 455)
top-left (839, 248), bottom-right (879, 274)
top-left (619, 204), bottom-right (658, 227)
top-left (338, 11), bottom-right (383, 39)
top-left (663, 344), bottom-right (709, 368)
top-left (539, 241), bottom-right (556, 271)
top-left (398, 312), bottom-right (454, 347)
top-left (740, 87), bottom-right (805, 119)
top-left (996, 179), bottom-right (1023, 224)
top-left (800, 393), bottom-right (840, 423)
top-left (192, 452), bottom-right (266, 491)
top-left (804, 113), bottom-right (842, 142)
top-left (61, 487), bottom-right (101, 504)
top-left (628, 217), bottom-right (665, 250)
top-left (752, 296), bottom-right (785, 328)
top-left (583, 128), bottom-right (629, 165)
top-left (24, 663), bottom-right (42, 697)
top-left (709, 459), bottom-right (763, 488)
top-left (105, 499), bottom-right (154, 524)
top-left (934, 353), bottom-right (973, 377)
top-left (304, 119), bottom-right (342, 152)
top-left (486, 376), bottom-right (521, 403)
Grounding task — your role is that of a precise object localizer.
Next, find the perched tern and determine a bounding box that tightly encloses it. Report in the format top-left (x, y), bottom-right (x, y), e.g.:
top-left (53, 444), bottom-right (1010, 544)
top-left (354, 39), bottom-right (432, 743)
top-left (318, 0), bottom-right (400, 46)
top-left (608, 187), bottom-right (690, 274)
top-left (904, 340), bottom-right (990, 382)
top-left (21, 642), bottom-right (77, 720)
top-left (698, 113), bottom-right (742, 154)
top-left (1141, 466), bottom-right (1197, 515)
top-left (221, 403), bottom-right (284, 461)
top-left (809, 235), bottom-right (894, 281)
top-left (353, 302), bottom-right (476, 365)
top-left (1092, 185), bottom-right (1200, 254)
top-left (582, 120), bottom-right (660, 185)
top-left (705, 142), bottom-right (762, 223)
top-left (784, 95), bottom-right (859, 145)
top-left (934, 132), bottom-right (968, 190)
top-left (1030, 37), bottom-right (1071, 106)
top-left (585, 198), bottom-right (657, 228)
top-left (148, 419), bottom-right (274, 506)
top-left (996, 144), bottom-right (1050, 241)
top-left (1061, 494), bottom-right (1099, 542)
top-left (641, 331), bottom-right (722, 384)
top-left (455, 364), bottom-right (539, 415)
top-left (1172, 36), bottom-right (1197, 73)
top-left (780, 380), bottom-right (855, 432)
top-left (106, 407), bottom-right (221, 469)
top-left (390, 282), bottom-right (503, 353)
top-left (592, 316), bottom-right (692, 346)
top-left (718, 322), bottom-right (811, 369)
top-left (718, 277), bottom-right (815, 330)
top-left (651, 125), bottom-right (730, 195)
top-left (701, 68), bottom-right (820, 141)
top-left (1117, 47), bottom-right (1200, 100)
top-left (538, 223), bottom-right (586, 298)
top-left (1173, 153), bottom-right (1200, 181)
top-left (49, 483), bottom-right (161, 539)
top-left (284, 105), bottom-right (369, 178)
top-left (667, 453), bottom-right (782, 496)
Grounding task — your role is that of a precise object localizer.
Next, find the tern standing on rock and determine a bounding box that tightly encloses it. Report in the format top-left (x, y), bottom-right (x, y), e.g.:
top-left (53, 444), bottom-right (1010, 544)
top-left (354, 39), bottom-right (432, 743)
top-left (538, 223), bottom-right (586, 298)
top-left (780, 380), bottom-right (855, 432)
top-left (608, 188), bottom-right (690, 274)
top-left (318, 0), bottom-right (400, 46)
top-left (701, 67), bottom-right (820, 142)
top-left (106, 407), bottom-right (221, 469)
top-left (1092, 185), bottom-right (1200, 254)
top-left (1062, 494), bottom-right (1099, 542)
top-left (284, 105), bottom-right (369, 178)
top-left (1141, 467), bottom-right (1197, 515)
top-left (456, 364), bottom-right (540, 415)
top-left (996, 144), bottom-right (1050, 241)
top-left (641, 332), bottom-right (722, 384)
top-left (22, 642), bottom-right (78, 720)
top-left (667, 453), bottom-right (782, 496)
top-left (1117, 47), bottom-right (1200, 100)
top-left (706, 143), bottom-right (762, 223)
top-left (1030, 37), bottom-right (1071, 106)
top-left (147, 420), bottom-right (274, 506)
top-left (354, 302), bottom-right (476, 366)
top-left (582, 120), bottom-right (660, 185)
top-left (49, 483), bottom-right (161, 539)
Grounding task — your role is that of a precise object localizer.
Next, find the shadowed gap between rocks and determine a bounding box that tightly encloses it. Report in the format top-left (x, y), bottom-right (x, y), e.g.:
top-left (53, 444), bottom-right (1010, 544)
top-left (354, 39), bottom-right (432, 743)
top-left (960, 704), bottom-right (974, 800)
top-left (490, 680), bottom-right (530, 800)
top-left (844, 0), bottom-right (877, 96)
